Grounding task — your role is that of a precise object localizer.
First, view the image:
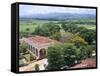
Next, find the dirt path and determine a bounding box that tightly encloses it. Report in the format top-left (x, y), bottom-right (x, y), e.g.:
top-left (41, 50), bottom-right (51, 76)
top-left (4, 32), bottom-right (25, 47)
top-left (19, 58), bottom-right (48, 71)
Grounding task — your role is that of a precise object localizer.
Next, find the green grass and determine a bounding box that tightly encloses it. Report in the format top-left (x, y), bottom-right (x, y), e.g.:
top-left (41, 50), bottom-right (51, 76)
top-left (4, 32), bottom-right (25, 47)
top-left (19, 24), bottom-right (37, 33)
top-left (19, 20), bottom-right (59, 33)
top-left (77, 24), bottom-right (96, 30)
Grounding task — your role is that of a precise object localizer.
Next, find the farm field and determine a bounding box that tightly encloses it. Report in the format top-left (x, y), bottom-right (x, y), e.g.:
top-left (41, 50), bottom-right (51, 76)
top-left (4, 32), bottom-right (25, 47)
top-left (19, 20), bottom-right (59, 33)
top-left (77, 24), bottom-right (96, 30)
top-left (19, 19), bottom-right (96, 33)
top-left (19, 23), bottom-right (37, 33)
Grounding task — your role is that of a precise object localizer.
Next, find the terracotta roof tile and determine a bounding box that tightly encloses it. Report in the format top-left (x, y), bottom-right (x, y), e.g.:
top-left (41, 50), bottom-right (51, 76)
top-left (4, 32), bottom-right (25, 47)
top-left (27, 36), bottom-right (60, 45)
top-left (71, 59), bottom-right (96, 68)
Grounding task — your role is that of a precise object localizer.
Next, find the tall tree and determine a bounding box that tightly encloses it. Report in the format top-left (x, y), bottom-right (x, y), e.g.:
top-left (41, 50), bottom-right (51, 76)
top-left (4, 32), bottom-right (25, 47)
top-left (70, 35), bottom-right (87, 48)
top-left (50, 32), bottom-right (61, 41)
top-left (61, 22), bottom-right (78, 33)
top-left (63, 43), bottom-right (77, 66)
top-left (47, 45), bottom-right (64, 70)
top-left (34, 22), bottom-right (60, 37)
top-left (76, 45), bottom-right (94, 61)
top-left (79, 29), bottom-right (95, 44)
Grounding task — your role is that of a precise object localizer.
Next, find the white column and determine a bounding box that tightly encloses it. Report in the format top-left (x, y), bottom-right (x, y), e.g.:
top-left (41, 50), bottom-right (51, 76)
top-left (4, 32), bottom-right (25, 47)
top-left (38, 49), bottom-right (40, 59)
top-left (34, 48), bottom-right (36, 56)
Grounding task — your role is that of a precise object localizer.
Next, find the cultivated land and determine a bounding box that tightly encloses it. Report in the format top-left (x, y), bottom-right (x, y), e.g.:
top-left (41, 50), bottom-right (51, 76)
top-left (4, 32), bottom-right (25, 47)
top-left (19, 19), bottom-right (96, 33)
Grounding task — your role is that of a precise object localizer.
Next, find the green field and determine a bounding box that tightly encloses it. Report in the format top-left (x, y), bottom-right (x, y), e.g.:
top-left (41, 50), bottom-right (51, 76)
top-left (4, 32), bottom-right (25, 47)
top-left (20, 19), bottom-right (96, 34)
top-left (19, 20), bottom-right (59, 33)
top-left (77, 24), bottom-right (96, 30)
top-left (19, 24), bottom-right (37, 33)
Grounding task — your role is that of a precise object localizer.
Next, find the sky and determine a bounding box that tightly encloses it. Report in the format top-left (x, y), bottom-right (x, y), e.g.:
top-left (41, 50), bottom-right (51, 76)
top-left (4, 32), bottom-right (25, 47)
top-left (19, 4), bottom-right (96, 17)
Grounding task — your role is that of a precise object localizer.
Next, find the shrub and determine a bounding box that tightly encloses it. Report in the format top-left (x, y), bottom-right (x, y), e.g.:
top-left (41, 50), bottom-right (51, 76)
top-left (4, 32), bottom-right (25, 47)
top-left (35, 64), bottom-right (40, 71)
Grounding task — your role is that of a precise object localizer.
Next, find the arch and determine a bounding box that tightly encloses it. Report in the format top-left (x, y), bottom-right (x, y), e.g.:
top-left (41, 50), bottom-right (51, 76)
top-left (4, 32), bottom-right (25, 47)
top-left (39, 48), bottom-right (46, 59)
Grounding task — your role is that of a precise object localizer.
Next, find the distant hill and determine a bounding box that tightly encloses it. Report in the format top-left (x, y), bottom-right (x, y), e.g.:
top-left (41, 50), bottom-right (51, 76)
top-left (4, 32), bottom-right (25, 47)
top-left (20, 13), bottom-right (96, 20)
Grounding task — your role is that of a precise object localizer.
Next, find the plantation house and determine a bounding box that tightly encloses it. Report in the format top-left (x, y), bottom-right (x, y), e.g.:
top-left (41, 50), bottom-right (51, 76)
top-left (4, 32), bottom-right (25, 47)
top-left (20, 36), bottom-right (60, 59)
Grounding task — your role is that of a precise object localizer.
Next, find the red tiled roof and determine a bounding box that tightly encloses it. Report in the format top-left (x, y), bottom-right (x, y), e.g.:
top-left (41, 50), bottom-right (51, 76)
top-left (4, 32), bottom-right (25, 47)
top-left (71, 59), bottom-right (96, 68)
top-left (27, 36), bottom-right (60, 45)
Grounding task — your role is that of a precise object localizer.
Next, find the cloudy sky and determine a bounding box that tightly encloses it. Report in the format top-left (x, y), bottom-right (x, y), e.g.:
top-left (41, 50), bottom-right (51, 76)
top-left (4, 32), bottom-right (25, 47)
top-left (19, 4), bottom-right (96, 17)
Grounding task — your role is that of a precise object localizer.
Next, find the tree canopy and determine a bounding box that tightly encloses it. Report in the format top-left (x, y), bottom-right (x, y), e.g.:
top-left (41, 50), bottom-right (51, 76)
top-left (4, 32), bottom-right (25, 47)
top-left (62, 43), bottom-right (77, 66)
top-left (79, 29), bottom-right (96, 44)
top-left (34, 22), bottom-right (61, 37)
top-left (47, 45), bottom-right (64, 70)
top-left (70, 35), bottom-right (87, 48)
